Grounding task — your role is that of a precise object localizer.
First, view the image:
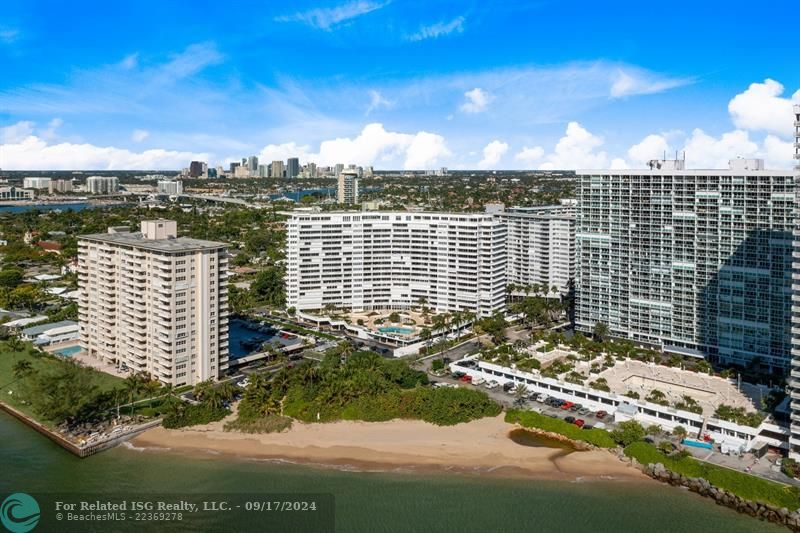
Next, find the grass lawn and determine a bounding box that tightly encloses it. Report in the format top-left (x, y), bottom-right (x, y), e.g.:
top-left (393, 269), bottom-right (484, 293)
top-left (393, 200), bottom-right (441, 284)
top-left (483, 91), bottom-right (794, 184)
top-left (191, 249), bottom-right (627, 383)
top-left (505, 409), bottom-right (616, 448)
top-left (0, 345), bottom-right (124, 426)
top-left (624, 441), bottom-right (800, 510)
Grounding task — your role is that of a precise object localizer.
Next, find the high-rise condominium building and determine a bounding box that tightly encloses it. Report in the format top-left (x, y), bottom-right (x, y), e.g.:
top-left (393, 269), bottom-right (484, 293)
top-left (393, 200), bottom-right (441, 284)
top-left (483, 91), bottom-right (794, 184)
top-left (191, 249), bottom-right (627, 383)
top-left (85, 176), bottom-right (119, 194)
top-left (287, 157), bottom-right (300, 179)
top-left (790, 105), bottom-right (800, 459)
top-left (78, 220), bottom-right (229, 386)
top-left (498, 203), bottom-right (576, 296)
top-left (48, 179), bottom-right (73, 194)
top-left (258, 164), bottom-right (269, 178)
top-left (337, 170), bottom-right (359, 204)
top-left (271, 160), bottom-right (285, 178)
top-left (157, 180), bottom-right (184, 195)
top-left (575, 159), bottom-right (794, 372)
top-left (285, 211), bottom-right (507, 317)
top-left (23, 177), bottom-right (51, 189)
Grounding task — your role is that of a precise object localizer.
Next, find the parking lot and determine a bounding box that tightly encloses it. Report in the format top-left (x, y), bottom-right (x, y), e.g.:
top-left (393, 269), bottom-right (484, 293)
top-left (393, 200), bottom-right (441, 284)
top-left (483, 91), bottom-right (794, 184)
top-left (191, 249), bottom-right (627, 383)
top-left (429, 364), bottom-right (616, 432)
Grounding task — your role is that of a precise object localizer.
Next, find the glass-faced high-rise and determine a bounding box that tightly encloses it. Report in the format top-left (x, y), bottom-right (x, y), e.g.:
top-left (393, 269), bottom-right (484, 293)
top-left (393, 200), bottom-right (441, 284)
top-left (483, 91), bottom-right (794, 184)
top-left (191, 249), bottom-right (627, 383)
top-left (790, 105), bottom-right (800, 459)
top-left (575, 159), bottom-right (794, 372)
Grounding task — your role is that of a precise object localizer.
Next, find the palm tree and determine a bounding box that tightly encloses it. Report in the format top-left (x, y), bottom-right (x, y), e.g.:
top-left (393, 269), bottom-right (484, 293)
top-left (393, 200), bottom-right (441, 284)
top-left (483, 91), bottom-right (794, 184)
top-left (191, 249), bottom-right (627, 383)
top-left (419, 328), bottom-right (433, 355)
top-left (513, 383), bottom-right (529, 406)
top-left (192, 379), bottom-right (214, 403)
top-left (204, 387), bottom-right (224, 410)
top-left (160, 385), bottom-right (183, 414)
top-left (593, 322), bottom-right (610, 342)
top-left (123, 373), bottom-right (146, 417)
top-left (6, 337), bottom-right (25, 352)
top-left (12, 359), bottom-right (33, 380)
top-left (143, 378), bottom-right (160, 401)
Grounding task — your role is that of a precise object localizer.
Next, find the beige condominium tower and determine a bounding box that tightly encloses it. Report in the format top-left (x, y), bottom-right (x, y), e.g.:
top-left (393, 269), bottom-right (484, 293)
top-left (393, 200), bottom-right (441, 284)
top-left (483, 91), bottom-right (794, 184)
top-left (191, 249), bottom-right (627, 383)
top-left (78, 220), bottom-right (229, 386)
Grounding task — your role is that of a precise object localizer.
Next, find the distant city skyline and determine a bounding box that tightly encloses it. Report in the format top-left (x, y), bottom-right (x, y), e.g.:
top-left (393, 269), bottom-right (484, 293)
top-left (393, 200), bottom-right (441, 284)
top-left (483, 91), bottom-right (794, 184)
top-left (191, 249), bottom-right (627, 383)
top-left (0, 1), bottom-right (798, 170)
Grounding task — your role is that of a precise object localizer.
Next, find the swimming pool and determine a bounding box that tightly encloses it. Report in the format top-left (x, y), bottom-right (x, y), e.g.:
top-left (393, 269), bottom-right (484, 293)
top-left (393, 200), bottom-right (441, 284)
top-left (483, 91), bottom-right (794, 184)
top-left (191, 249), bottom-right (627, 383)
top-left (378, 326), bottom-right (414, 335)
top-left (53, 345), bottom-right (82, 357)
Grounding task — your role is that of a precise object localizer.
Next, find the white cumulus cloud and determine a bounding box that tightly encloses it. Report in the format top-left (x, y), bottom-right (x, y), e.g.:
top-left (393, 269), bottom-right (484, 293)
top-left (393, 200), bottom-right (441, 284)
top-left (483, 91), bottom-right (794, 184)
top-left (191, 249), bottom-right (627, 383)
top-left (257, 123), bottom-right (450, 170)
top-left (514, 146), bottom-right (545, 166)
top-left (538, 122), bottom-right (611, 170)
top-left (1, 121), bottom-right (35, 143)
top-left (460, 88), bottom-right (491, 114)
top-left (0, 123), bottom-right (207, 169)
top-left (728, 79), bottom-right (800, 137)
top-left (627, 134), bottom-right (672, 166)
top-left (478, 140), bottom-right (509, 169)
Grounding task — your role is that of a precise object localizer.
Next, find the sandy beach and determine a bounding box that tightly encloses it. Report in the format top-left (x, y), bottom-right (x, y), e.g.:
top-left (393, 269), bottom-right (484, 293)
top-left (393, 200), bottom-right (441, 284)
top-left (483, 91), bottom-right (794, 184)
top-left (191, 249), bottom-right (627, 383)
top-left (131, 414), bottom-right (645, 481)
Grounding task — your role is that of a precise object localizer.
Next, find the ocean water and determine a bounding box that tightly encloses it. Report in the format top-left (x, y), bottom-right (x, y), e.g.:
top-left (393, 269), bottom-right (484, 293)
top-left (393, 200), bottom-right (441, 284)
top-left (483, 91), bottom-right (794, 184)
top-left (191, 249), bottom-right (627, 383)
top-left (0, 411), bottom-right (781, 532)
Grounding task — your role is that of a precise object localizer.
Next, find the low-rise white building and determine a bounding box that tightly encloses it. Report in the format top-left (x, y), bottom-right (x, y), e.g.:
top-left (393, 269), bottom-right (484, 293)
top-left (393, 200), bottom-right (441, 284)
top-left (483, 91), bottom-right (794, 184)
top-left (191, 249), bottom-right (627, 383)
top-left (450, 356), bottom-right (772, 452)
top-left (0, 187), bottom-right (34, 201)
top-left (21, 320), bottom-right (80, 345)
top-left (285, 211), bottom-right (507, 317)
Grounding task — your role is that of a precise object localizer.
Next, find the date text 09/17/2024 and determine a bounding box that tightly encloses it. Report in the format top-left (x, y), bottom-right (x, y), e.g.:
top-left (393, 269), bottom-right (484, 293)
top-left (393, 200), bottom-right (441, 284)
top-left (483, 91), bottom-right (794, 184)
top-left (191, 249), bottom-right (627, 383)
top-left (53, 500), bottom-right (319, 512)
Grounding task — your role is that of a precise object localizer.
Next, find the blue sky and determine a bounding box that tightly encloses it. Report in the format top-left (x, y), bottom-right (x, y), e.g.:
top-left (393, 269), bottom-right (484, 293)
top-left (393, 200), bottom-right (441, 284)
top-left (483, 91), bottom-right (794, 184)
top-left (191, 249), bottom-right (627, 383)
top-left (1, 0), bottom-right (798, 170)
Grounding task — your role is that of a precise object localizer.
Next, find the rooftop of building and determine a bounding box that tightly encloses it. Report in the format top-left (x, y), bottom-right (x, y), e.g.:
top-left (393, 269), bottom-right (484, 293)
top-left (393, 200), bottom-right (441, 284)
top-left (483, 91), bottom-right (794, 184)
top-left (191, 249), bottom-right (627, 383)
top-left (282, 210), bottom-right (500, 219)
top-left (21, 320), bottom-right (79, 337)
top-left (79, 219), bottom-right (227, 252)
top-left (579, 158), bottom-right (793, 176)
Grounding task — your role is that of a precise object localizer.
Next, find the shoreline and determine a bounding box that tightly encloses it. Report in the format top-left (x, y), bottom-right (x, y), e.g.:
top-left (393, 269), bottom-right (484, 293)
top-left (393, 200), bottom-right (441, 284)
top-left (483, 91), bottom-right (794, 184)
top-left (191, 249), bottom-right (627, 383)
top-left (130, 414), bottom-right (646, 482)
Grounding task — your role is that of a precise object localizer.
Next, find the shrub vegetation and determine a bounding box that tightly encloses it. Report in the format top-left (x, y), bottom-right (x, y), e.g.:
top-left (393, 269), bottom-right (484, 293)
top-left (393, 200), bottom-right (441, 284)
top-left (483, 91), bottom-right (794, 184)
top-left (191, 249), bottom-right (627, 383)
top-left (624, 441), bottom-right (800, 509)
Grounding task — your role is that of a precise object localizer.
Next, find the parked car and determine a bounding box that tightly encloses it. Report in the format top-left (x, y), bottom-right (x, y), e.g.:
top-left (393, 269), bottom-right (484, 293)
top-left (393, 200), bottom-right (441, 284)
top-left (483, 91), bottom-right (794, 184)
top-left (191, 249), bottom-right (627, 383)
top-left (503, 382), bottom-right (515, 392)
top-left (577, 407), bottom-right (591, 415)
top-left (485, 380), bottom-right (500, 389)
top-left (596, 410), bottom-right (608, 419)
top-left (594, 422), bottom-right (607, 430)
top-left (582, 424), bottom-right (593, 430)
top-left (574, 419), bottom-right (585, 428)
top-left (560, 401), bottom-right (574, 410)
top-left (569, 403), bottom-right (582, 412)
top-left (452, 371), bottom-right (466, 379)
top-left (564, 416), bottom-right (576, 423)
top-left (472, 376), bottom-right (486, 386)
top-left (460, 375), bottom-right (473, 383)
top-left (238, 379), bottom-right (249, 388)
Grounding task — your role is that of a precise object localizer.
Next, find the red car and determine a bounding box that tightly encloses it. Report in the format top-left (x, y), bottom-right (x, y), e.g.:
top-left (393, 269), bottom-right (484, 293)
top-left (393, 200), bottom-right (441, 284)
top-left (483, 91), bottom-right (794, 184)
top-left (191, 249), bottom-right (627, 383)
top-left (460, 375), bottom-right (472, 383)
top-left (596, 410), bottom-right (607, 419)
top-left (560, 401), bottom-right (574, 410)
top-left (574, 419), bottom-right (585, 428)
